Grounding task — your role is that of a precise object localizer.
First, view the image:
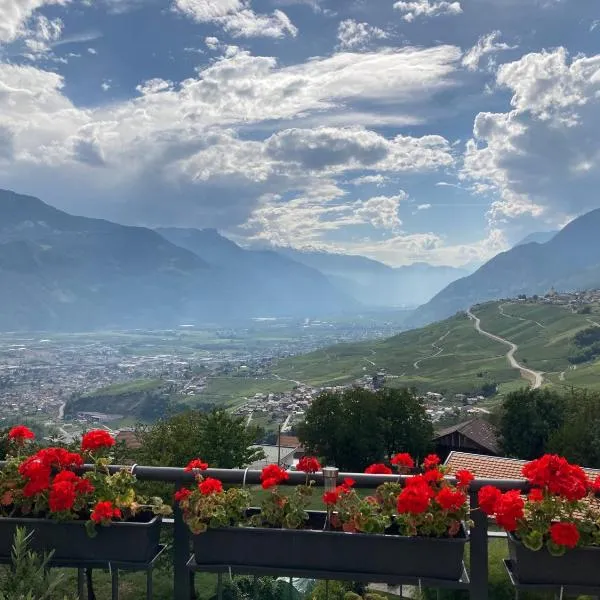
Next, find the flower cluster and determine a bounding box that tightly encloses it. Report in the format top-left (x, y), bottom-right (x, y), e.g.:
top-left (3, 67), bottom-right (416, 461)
top-left (478, 454), bottom-right (600, 555)
top-left (0, 425), bottom-right (171, 536)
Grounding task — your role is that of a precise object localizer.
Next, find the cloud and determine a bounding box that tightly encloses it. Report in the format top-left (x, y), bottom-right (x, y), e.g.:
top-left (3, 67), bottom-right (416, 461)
top-left (462, 31), bottom-right (515, 72)
top-left (462, 48), bottom-right (600, 225)
top-left (174, 0), bottom-right (297, 38)
top-left (0, 0), bottom-right (70, 44)
top-left (205, 35), bottom-right (220, 49)
top-left (354, 193), bottom-right (406, 231)
top-left (393, 0), bottom-right (462, 22)
top-left (336, 19), bottom-right (387, 50)
top-left (351, 174), bottom-right (390, 186)
top-left (416, 203), bottom-right (431, 210)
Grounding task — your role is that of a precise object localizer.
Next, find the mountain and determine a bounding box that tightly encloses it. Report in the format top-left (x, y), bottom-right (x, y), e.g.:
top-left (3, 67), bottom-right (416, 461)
top-left (514, 231), bottom-right (558, 247)
top-left (276, 247), bottom-right (469, 307)
top-left (0, 189), bottom-right (357, 331)
top-left (156, 228), bottom-right (357, 317)
top-left (410, 209), bottom-right (600, 326)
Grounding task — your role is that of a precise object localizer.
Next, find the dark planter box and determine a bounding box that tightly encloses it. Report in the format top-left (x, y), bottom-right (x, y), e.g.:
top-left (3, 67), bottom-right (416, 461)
top-left (194, 511), bottom-right (467, 581)
top-left (508, 533), bottom-right (600, 586)
top-left (0, 514), bottom-right (161, 564)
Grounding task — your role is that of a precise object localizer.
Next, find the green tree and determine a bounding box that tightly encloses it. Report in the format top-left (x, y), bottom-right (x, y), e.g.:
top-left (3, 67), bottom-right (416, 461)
top-left (298, 388), bottom-right (433, 471)
top-left (135, 409), bottom-right (264, 468)
top-left (499, 388), bottom-right (566, 459)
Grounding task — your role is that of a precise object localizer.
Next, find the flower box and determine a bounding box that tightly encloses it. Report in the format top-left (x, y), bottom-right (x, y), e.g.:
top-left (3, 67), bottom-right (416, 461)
top-left (0, 513), bottom-right (162, 564)
top-left (508, 532), bottom-right (600, 586)
top-left (193, 511), bottom-right (468, 581)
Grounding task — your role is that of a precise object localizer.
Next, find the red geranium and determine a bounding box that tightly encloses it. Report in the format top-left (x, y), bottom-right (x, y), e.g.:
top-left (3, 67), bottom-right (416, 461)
top-left (494, 490), bottom-right (524, 532)
top-left (36, 448), bottom-right (83, 469)
top-left (455, 470), bottom-right (475, 489)
top-left (591, 475), bottom-right (600, 494)
top-left (522, 454), bottom-right (588, 501)
top-left (436, 487), bottom-right (467, 512)
top-left (8, 425), bottom-right (35, 444)
top-left (185, 459), bottom-right (208, 472)
top-left (199, 477), bottom-right (223, 495)
top-left (365, 463), bottom-right (393, 475)
top-left (48, 480), bottom-right (77, 513)
top-left (423, 454), bottom-right (441, 470)
top-left (342, 478), bottom-right (355, 489)
top-left (81, 430), bottom-right (115, 453)
top-left (397, 479), bottom-right (434, 515)
top-left (528, 488), bottom-right (544, 502)
top-left (550, 522), bottom-right (580, 549)
top-left (391, 453), bottom-right (414, 469)
top-left (90, 501), bottom-right (122, 524)
top-left (323, 490), bottom-right (339, 505)
top-left (423, 468), bottom-right (443, 483)
top-left (174, 488), bottom-right (192, 503)
top-left (478, 485), bottom-right (502, 515)
top-left (260, 464), bottom-right (289, 489)
top-left (297, 456), bottom-right (321, 474)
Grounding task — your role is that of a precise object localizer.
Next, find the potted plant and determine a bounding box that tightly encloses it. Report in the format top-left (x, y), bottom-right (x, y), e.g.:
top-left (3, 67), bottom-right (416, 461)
top-left (0, 425), bottom-right (171, 563)
top-left (178, 453), bottom-right (472, 581)
top-left (478, 453), bottom-right (600, 585)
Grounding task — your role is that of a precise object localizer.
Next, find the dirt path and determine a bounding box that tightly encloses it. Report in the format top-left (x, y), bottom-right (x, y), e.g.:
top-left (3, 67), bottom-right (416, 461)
top-left (413, 330), bottom-right (450, 370)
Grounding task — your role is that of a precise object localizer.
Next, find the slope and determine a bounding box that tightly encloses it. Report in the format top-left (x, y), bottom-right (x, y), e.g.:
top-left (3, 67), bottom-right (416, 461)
top-left (274, 300), bottom-right (600, 395)
top-left (410, 208), bottom-right (600, 326)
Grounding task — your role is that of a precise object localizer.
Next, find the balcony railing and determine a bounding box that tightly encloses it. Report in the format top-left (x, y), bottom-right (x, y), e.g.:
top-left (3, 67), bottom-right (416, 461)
top-left (0, 463), bottom-right (532, 600)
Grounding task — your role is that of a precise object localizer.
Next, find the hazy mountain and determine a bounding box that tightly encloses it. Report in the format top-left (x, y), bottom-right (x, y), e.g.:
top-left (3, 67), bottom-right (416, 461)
top-left (410, 208), bottom-right (600, 326)
top-left (0, 190), bottom-right (357, 331)
top-left (277, 247), bottom-right (469, 308)
top-left (156, 228), bottom-right (358, 317)
top-left (514, 231), bottom-right (558, 247)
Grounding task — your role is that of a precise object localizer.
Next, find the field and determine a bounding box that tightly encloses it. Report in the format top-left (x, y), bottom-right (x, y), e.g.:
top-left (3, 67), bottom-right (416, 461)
top-left (198, 376), bottom-right (296, 408)
top-left (275, 300), bottom-right (600, 396)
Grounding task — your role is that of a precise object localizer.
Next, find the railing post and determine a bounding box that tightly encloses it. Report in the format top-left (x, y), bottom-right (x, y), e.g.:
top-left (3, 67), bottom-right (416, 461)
top-left (469, 491), bottom-right (489, 600)
top-left (174, 500), bottom-right (192, 600)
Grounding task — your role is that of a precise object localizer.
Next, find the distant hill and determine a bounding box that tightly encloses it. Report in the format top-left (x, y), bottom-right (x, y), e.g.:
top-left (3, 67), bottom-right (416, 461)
top-left (276, 247), bottom-right (469, 308)
top-left (514, 231), bottom-right (558, 247)
top-left (409, 209), bottom-right (600, 327)
top-left (0, 189), bottom-right (357, 331)
top-left (275, 300), bottom-right (600, 395)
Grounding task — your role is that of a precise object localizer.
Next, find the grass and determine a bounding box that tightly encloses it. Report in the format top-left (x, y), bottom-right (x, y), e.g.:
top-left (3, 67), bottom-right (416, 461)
top-left (83, 379), bottom-right (164, 398)
top-left (197, 377), bottom-right (296, 408)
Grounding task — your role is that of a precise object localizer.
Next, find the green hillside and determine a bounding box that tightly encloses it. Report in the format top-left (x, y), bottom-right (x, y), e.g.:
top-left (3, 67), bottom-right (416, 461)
top-left (275, 300), bottom-right (600, 396)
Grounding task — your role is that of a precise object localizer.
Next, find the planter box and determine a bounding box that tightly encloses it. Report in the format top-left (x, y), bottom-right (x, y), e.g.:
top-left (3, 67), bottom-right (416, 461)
top-left (508, 532), bottom-right (600, 586)
top-left (194, 511), bottom-right (467, 581)
top-left (0, 514), bottom-right (161, 564)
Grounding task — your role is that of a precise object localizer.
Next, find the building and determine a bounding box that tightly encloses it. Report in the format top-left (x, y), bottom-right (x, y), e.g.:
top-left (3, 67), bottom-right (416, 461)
top-left (433, 417), bottom-right (500, 461)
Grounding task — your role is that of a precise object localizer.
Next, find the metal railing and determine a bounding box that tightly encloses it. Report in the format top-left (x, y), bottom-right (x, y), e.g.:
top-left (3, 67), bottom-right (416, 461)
top-left (0, 462), bottom-right (530, 600)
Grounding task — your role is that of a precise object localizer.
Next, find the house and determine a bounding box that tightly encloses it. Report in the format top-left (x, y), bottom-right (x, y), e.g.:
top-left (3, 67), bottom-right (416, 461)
top-left (277, 435), bottom-right (305, 459)
top-left (115, 428), bottom-right (142, 450)
top-left (433, 417), bottom-right (500, 461)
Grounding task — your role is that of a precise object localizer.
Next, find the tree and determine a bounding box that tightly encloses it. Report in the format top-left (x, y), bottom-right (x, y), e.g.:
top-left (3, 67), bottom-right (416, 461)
top-left (298, 388), bottom-right (433, 471)
top-left (499, 388), bottom-right (566, 459)
top-left (548, 389), bottom-right (600, 468)
top-left (135, 409), bottom-right (264, 468)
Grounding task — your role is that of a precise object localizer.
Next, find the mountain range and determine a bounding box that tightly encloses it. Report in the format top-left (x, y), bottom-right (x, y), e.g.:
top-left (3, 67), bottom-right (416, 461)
top-left (410, 210), bottom-right (600, 326)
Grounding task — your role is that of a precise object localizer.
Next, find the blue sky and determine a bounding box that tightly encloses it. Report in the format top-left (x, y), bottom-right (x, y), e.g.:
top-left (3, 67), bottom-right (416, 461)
top-left (0, 0), bottom-right (599, 266)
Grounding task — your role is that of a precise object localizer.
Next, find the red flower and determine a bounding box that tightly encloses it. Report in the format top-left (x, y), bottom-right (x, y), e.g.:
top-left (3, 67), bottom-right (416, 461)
top-left (297, 456), bottom-right (321, 473)
top-left (90, 501), bottom-right (122, 524)
top-left (199, 477), bottom-right (223, 495)
top-left (528, 488), bottom-right (544, 503)
top-left (365, 463), bottom-right (393, 475)
top-left (18, 456), bottom-right (51, 497)
top-left (423, 454), bottom-right (441, 470)
top-left (424, 468), bottom-right (443, 483)
top-left (550, 522), bottom-right (580, 549)
top-left (478, 485), bottom-right (502, 515)
top-left (397, 480), bottom-right (434, 514)
top-left (522, 455), bottom-right (588, 501)
top-left (436, 487), bottom-right (467, 512)
top-left (323, 491), bottom-right (339, 505)
top-left (494, 490), bottom-right (524, 532)
top-left (391, 453), bottom-right (414, 469)
top-left (174, 488), bottom-right (192, 503)
top-left (8, 425), bottom-right (35, 443)
top-left (591, 475), bottom-right (600, 494)
top-left (76, 478), bottom-right (94, 495)
top-left (260, 464), bottom-right (289, 489)
top-left (81, 430), bottom-right (115, 453)
top-left (342, 478), bottom-right (355, 489)
top-left (185, 459), bottom-right (208, 472)
top-left (48, 481), bottom-right (76, 513)
top-left (36, 448), bottom-right (83, 469)
top-left (455, 470), bottom-right (475, 489)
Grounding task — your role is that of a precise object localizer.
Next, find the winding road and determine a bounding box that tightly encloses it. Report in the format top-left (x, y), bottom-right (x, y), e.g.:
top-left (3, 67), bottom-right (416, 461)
top-left (413, 330), bottom-right (450, 369)
top-left (467, 308), bottom-right (544, 389)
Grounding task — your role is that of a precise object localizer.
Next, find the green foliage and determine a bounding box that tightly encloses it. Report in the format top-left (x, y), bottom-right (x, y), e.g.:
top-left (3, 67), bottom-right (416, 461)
top-left (251, 484), bottom-right (313, 530)
top-left (0, 527), bottom-right (74, 600)
top-left (297, 388), bottom-right (433, 471)
top-left (134, 409), bottom-right (265, 469)
top-left (499, 388), bottom-right (565, 459)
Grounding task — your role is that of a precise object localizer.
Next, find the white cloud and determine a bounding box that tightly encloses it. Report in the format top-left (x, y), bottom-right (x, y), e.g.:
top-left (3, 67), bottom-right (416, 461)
top-left (87, 47), bottom-right (97, 54)
top-left (462, 48), bottom-right (600, 224)
top-left (351, 174), bottom-right (390, 186)
top-left (0, 0), bottom-right (70, 43)
top-left (336, 19), bottom-right (387, 50)
top-left (174, 0), bottom-right (297, 38)
top-left (462, 31), bottom-right (515, 72)
top-left (416, 203), bottom-right (431, 210)
top-left (205, 35), bottom-right (220, 49)
top-left (354, 194), bottom-right (406, 231)
top-left (393, 0), bottom-right (462, 22)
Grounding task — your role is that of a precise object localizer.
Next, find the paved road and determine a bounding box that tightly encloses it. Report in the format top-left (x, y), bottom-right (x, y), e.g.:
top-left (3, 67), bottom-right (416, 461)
top-left (467, 308), bottom-right (544, 389)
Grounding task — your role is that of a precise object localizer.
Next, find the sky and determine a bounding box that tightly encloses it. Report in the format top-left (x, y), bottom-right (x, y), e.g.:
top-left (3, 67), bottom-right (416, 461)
top-left (0, 0), bottom-right (599, 267)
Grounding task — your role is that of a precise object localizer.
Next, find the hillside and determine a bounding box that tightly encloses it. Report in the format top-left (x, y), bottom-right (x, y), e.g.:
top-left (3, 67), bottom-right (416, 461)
top-left (276, 247), bottom-right (468, 308)
top-left (410, 208), bottom-right (600, 326)
top-left (275, 299), bottom-right (600, 395)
